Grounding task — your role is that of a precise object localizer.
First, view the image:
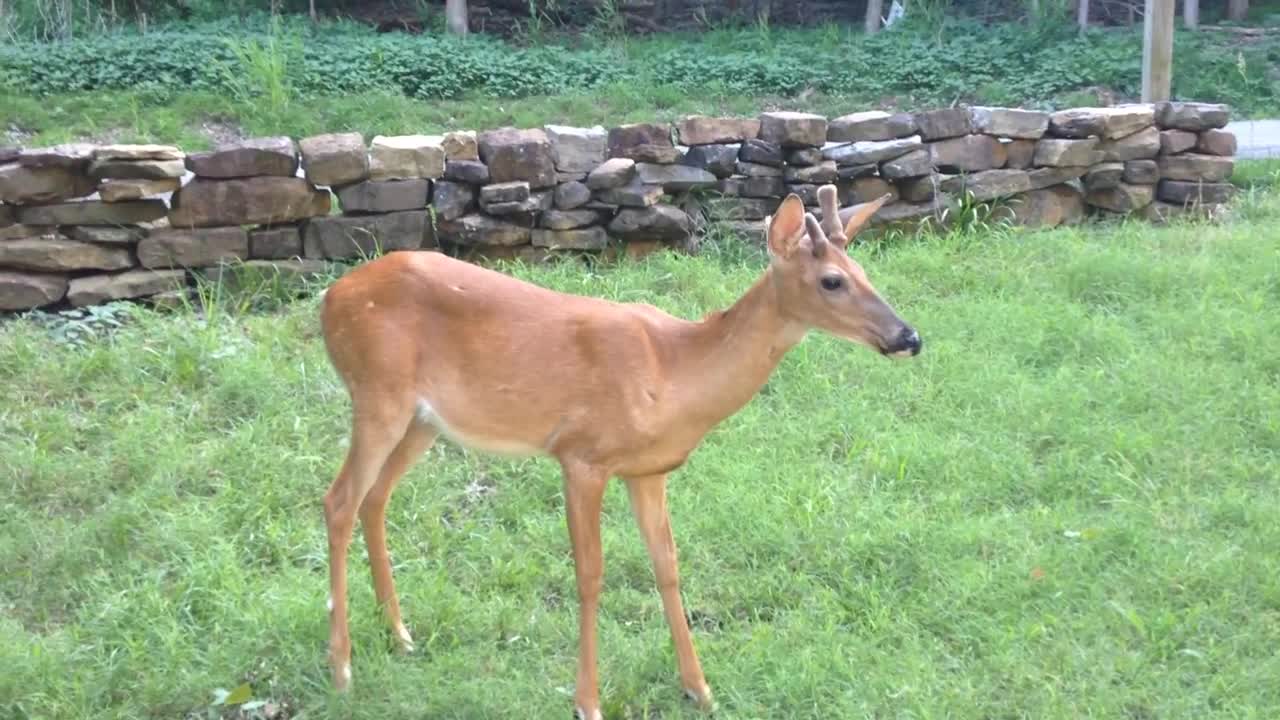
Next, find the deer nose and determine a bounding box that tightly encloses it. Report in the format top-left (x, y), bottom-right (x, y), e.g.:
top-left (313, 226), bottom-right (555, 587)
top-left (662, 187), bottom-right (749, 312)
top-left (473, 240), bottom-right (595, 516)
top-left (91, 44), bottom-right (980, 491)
top-left (888, 327), bottom-right (922, 358)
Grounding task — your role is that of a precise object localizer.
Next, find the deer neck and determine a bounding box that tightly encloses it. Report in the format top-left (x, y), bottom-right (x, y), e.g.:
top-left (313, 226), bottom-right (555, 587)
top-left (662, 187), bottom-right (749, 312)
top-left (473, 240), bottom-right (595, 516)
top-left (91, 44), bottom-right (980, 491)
top-left (667, 268), bottom-right (806, 427)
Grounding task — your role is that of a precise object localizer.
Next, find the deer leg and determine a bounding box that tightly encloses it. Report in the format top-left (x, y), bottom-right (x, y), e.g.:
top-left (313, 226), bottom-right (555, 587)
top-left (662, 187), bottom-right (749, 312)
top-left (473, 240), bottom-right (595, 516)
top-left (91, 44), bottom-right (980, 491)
top-left (358, 421), bottom-right (438, 655)
top-left (625, 475), bottom-right (713, 711)
top-left (324, 399), bottom-right (413, 691)
top-left (561, 461), bottom-right (610, 720)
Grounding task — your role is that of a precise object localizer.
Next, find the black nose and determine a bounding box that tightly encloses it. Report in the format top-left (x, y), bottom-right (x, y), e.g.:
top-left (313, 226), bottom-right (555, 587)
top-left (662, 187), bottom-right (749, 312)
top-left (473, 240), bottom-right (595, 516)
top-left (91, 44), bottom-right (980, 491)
top-left (892, 327), bottom-right (922, 356)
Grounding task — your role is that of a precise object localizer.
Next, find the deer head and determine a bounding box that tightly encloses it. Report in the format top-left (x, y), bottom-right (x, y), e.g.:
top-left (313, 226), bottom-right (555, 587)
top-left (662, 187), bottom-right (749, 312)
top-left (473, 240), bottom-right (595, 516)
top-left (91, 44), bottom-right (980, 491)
top-left (764, 185), bottom-right (921, 358)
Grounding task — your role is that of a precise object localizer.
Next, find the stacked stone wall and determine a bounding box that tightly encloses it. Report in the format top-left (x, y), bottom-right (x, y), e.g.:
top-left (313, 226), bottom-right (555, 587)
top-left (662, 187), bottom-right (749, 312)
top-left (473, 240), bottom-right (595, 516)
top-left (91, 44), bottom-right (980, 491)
top-left (0, 101), bottom-right (1237, 313)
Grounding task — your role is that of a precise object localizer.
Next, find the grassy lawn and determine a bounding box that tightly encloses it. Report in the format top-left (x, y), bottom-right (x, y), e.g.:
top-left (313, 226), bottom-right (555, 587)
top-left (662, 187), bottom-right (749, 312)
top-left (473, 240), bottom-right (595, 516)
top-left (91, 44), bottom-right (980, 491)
top-left (3, 176), bottom-right (1280, 718)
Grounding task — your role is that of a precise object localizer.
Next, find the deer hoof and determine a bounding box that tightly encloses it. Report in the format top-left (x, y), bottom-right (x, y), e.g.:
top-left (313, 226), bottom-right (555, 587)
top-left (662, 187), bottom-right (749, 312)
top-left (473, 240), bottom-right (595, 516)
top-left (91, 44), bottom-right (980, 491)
top-left (685, 684), bottom-right (716, 712)
top-left (393, 625), bottom-right (415, 655)
top-left (574, 706), bottom-right (603, 720)
top-left (332, 662), bottom-right (352, 692)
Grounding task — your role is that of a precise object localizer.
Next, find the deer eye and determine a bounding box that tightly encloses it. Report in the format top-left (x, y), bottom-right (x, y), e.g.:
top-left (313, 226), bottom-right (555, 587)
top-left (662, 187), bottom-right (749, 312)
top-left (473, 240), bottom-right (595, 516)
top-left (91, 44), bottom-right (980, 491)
top-left (820, 275), bottom-right (845, 292)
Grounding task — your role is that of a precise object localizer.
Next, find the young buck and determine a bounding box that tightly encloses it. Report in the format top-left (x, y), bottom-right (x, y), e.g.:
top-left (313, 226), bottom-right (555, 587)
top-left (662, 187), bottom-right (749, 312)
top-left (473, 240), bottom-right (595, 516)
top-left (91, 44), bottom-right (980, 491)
top-left (319, 184), bottom-right (921, 718)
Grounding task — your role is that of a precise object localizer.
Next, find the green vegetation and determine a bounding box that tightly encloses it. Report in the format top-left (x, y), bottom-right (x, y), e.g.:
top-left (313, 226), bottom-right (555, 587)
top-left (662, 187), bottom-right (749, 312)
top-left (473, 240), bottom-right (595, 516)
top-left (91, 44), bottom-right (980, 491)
top-left (3, 173), bottom-right (1279, 719)
top-left (3, 14), bottom-right (1277, 149)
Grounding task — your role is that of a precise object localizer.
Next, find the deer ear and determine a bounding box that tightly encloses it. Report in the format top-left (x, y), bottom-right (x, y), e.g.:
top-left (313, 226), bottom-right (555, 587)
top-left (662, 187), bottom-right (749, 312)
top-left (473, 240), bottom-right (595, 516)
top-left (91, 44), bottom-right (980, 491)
top-left (767, 195), bottom-right (807, 259)
top-left (840, 193), bottom-right (894, 241)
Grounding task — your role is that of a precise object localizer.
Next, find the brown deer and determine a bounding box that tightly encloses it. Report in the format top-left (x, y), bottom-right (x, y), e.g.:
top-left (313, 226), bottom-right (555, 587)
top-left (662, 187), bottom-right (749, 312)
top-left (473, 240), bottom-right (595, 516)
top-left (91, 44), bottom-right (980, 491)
top-left (318, 184), bottom-right (920, 719)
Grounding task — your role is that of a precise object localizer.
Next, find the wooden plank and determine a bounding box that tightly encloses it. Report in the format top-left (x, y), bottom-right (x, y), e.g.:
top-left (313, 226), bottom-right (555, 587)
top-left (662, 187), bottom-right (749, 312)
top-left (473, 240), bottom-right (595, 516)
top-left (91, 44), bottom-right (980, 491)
top-left (1142, 0), bottom-right (1174, 103)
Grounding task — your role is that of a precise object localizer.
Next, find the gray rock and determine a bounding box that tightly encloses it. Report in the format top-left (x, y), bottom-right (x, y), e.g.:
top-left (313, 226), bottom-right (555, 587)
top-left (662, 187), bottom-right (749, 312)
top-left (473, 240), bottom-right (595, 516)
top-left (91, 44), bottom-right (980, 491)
top-left (967, 107), bottom-right (1049, 139)
top-left (681, 144), bottom-right (740, 178)
top-left (554, 181), bottom-right (592, 210)
top-left (914, 108), bottom-right (971, 141)
top-left (98, 178), bottom-right (181, 202)
top-left (169, 177), bottom-right (330, 228)
top-left (443, 160), bottom-right (490, 184)
top-left (0, 163), bottom-right (95, 204)
top-left (185, 136), bottom-right (299, 178)
top-left (532, 226), bottom-right (609, 250)
top-left (18, 200), bottom-right (167, 226)
top-left (432, 181), bottom-right (475, 221)
top-left (369, 135), bottom-right (445, 181)
top-left (785, 183), bottom-right (821, 206)
top-left (675, 117), bottom-right (760, 145)
top-left (784, 148), bottom-right (823, 166)
top-left (88, 158), bottom-right (185, 180)
top-left (608, 205), bottom-right (692, 241)
top-left (64, 225), bottom-right (146, 245)
top-left (758, 111), bottom-right (827, 148)
top-left (1003, 139), bottom-right (1037, 169)
top-left (607, 123), bottom-right (677, 163)
top-left (0, 270), bottom-right (69, 311)
top-left (636, 163), bottom-right (717, 191)
top-left (138, 226), bottom-right (250, 269)
top-left (0, 235), bottom-right (133, 272)
top-left (480, 181), bottom-right (532, 205)
top-left (479, 128), bottom-right (557, 188)
top-left (482, 190), bottom-right (553, 216)
top-left (1122, 160), bottom-right (1159, 185)
top-left (939, 169), bottom-right (1031, 201)
top-left (1048, 108), bottom-right (1106, 138)
top-left (437, 213), bottom-right (532, 247)
top-left (595, 181), bottom-right (663, 207)
top-left (736, 161), bottom-right (784, 177)
top-left (738, 139), bottom-right (783, 166)
top-left (839, 177), bottom-right (898, 206)
top-left (823, 136), bottom-right (922, 165)
top-left (304, 210), bottom-right (431, 258)
top-left (1084, 162), bottom-right (1125, 191)
top-left (703, 197), bottom-right (778, 221)
top-left (827, 111), bottom-right (917, 142)
top-left (300, 132), bottom-right (369, 187)
top-left (716, 176), bottom-right (785, 198)
top-left (66, 269), bottom-right (186, 307)
top-left (545, 125), bottom-right (607, 174)
top-left (899, 175), bottom-right (946, 202)
top-left (1033, 138), bottom-right (1102, 167)
top-left (930, 135), bottom-right (1007, 172)
top-left (1098, 126), bottom-right (1160, 162)
top-left (783, 161), bottom-right (838, 184)
top-left (17, 143), bottom-right (95, 169)
top-left (586, 158), bottom-right (637, 190)
top-left (1196, 129), bottom-right (1237, 157)
top-left (1156, 180), bottom-right (1236, 205)
top-left (997, 185), bottom-right (1084, 228)
top-left (541, 209), bottom-right (606, 230)
top-left (94, 144), bottom-right (183, 162)
top-left (1028, 166), bottom-right (1089, 190)
top-left (250, 226), bottom-right (303, 259)
top-left (338, 179), bottom-right (431, 214)
top-left (836, 163), bottom-right (879, 180)
top-left (1157, 154), bottom-right (1233, 182)
top-left (1157, 102), bottom-right (1230, 131)
top-left (1085, 183), bottom-right (1155, 212)
top-left (1159, 130), bottom-right (1198, 155)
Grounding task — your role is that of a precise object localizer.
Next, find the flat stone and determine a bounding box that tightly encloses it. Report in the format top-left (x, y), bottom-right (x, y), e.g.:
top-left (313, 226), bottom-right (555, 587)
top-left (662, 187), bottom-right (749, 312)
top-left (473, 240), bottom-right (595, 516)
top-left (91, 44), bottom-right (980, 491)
top-left (18, 144), bottom-right (95, 169)
top-left (0, 163), bottom-right (95, 204)
top-left (250, 226), bottom-right (303, 259)
top-left (783, 161), bottom-right (838, 184)
top-left (996, 185), bottom-right (1084, 228)
top-left (338, 179), bottom-right (431, 214)
top-left (0, 148), bottom-right (16, 164)
top-left (736, 161), bottom-right (784, 178)
top-left (532, 226), bottom-right (608, 250)
top-left (1084, 162), bottom-right (1125, 191)
top-left (1157, 180), bottom-right (1237, 205)
top-left (586, 158), bottom-right (636, 190)
top-left (703, 197), bottom-right (778, 221)
top-left (1157, 154), bottom-right (1233, 182)
top-left (930, 135), bottom-right (1007, 172)
top-left (1122, 160), bottom-right (1159, 185)
top-left (300, 132), bottom-right (369, 187)
top-left (18, 200), bottom-right (166, 226)
top-left (675, 116), bottom-right (760, 146)
top-left (1, 224), bottom-right (54, 240)
top-left (899, 175), bottom-right (946, 202)
top-left (1157, 102), bottom-right (1230, 131)
top-left (608, 205), bottom-right (691, 241)
top-left (480, 181), bottom-right (531, 205)
top-left (98, 178), bottom-right (180, 202)
top-left (369, 135), bottom-right (445, 181)
top-left (0, 203), bottom-right (9, 226)
top-left (717, 176), bottom-right (785, 198)
top-left (477, 128), bottom-right (557, 189)
top-left (541, 209), bottom-right (605, 230)
top-left (557, 171), bottom-right (588, 183)
top-left (836, 163), bottom-right (879, 180)
top-left (437, 213), bottom-right (532, 247)
top-left (546, 125), bottom-right (607, 174)
top-left (680, 144), bottom-right (739, 178)
top-left (66, 269), bottom-right (186, 307)
top-left (88, 158), bottom-right (185, 180)
top-left (758, 111), bottom-right (827, 148)
top-left (0, 236), bottom-right (133, 272)
top-left (595, 181), bottom-right (663, 207)
top-left (839, 177), bottom-right (898, 206)
top-left (608, 123), bottom-right (677, 163)
top-left (828, 111), bottom-right (917, 142)
top-left (823, 136), bottom-right (923, 165)
top-left (1159, 130), bottom-right (1199, 155)
top-left (1098, 126), bottom-right (1160, 162)
top-left (1100, 105), bottom-right (1157, 139)
top-left (784, 148), bottom-right (822, 167)
top-left (169, 177), bottom-right (330, 228)
top-left (304, 210), bottom-right (431, 258)
top-left (914, 108), bottom-right (971, 141)
top-left (432, 181), bottom-right (475, 221)
top-left (482, 190), bottom-right (552, 216)
top-left (1048, 108), bottom-right (1106, 138)
top-left (185, 136), bottom-right (299, 178)
top-left (739, 139), bottom-right (784, 166)
top-left (554, 181), bottom-right (592, 210)
top-left (1033, 138), bottom-right (1102, 167)
top-left (443, 160), bottom-right (490, 184)
top-left (138, 226), bottom-right (250, 269)
top-left (94, 144), bottom-right (183, 162)
top-left (636, 163), bottom-right (717, 191)
top-left (1085, 183), bottom-right (1155, 212)
top-left (0, 271), bottom-right (68, 311)
top-left (1028, 166), bottom-right (1089, 190)
top-left (1003, 139), bottom-right (1036, 169)
top-left (442, 131), bottom-right (479, 161)
top-left (939, 169), bottom-right (1031, 201)
top-left (968, 107), bottom-right (1050, 139)
top-left (64, 225), bottom-right (145, 245)
top-left (1196, 129), bottom-right (1237, 157)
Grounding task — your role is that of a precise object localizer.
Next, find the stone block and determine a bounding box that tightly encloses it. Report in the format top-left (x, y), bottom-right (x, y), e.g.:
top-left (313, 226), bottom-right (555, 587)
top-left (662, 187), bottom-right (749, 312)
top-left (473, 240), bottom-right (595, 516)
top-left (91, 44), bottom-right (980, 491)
top-left (828, 111), bottom-right (917, 142)
top-left (169, 177), bottom-right (330, 227)
top-left (338, 179), bottom-right (431, 214)
top-left (823, 136), bottom-right (922, 166)
top-left (716, 176), bottom-right (785, 198)
top-left (0, 164), bottom-right (95, 204)
top-left (300, 132), bottom-right (369, 187)
top-left (18, 200), bottom-right (167, 226)
top-left (675, 116), bottom-right (760, 145)
top-left (437, 213), bottom-right (531, 247)
top-left (443, 160), bottom-right (490, 184)
top-left (66, 269), bottom-right (186, 307)
top-left (608, 206), bottom-right (692, 241)
top-left (1084, 162), bottom-right (1125, 191)
top-left (138, 226), bottom-right (250, 269)
top-left (758, 111), bottom-right (827, 148)
top-left (554, 181), bottom-right (592, 210)
top-left (1033, 138), bottom-right (1102, 167)
top-left (1196, 130), bottom-right (1237, 157)
top-left (1156, 180), bottom-right (1236, 205)
top-left (1085, 183), bottom-right (1155, 212)
top-left (432, 181), bottom-right (475, 221)
top-left (636, 163), bottom-right (717, 191)
top-left (586, 158), bottom-right (636, 190)
top-left (607, 123), bottom-right (677, 163)
top-left (185, 136), bottom-right (299, 178)
top-left (914, 108), bottom-right (971, 140)
top-left (0, 236), bottom-right (133, 272)
top-left (1097, 126), bottom-right (1160, 162)
top-left (930, 135), bottom-right (1007, 172)
top-left (681, 144), bottom-right (739, 178)
top-left (0, 271), bottom-right (68, 311)
top-left (783, 161), bottom-right (838, 184)
top-left (250, 226), bottom-right (303, 259)
top-left (98, 178), bottom-right (181, 202)
top-left (1157, 102), bottom-right (1230, 131)
top-left (369, 135), bottom-right (445, 181)
top-left (304, 210), bottom-right (431, 258)
top-left (967, 107), bottom-right (1049, 139)
top-left (739, 139), bottom-right (784, 166)
top-left (546, 125), bottom-right (607, 174)
top-left (1157, 154), bottom-right (1233, 182)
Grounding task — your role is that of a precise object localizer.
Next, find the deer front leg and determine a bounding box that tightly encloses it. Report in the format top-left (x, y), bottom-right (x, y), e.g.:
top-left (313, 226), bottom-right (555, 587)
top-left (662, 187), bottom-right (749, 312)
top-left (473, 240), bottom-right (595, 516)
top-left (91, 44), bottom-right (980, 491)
top-left (562, 461), bottom-right (609, 720)
top-left (625, 475), bottom-right (714, 711)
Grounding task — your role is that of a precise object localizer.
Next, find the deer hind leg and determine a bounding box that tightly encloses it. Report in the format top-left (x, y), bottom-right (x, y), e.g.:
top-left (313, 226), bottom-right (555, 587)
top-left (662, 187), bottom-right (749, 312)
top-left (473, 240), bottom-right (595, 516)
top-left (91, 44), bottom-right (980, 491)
top-left (359, 421), bottom-right (438, 655)
top-left (625, 475), bottom-right (714, 711)
top-left (324, 398), bottom-right (414, 692)
top-left (561, 460), bottom-right (610, 720)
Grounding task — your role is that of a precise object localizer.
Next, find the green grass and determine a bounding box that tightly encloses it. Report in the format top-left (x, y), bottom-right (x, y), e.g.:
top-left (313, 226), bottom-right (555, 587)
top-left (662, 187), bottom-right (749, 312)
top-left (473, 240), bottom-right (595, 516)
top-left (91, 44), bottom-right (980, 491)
top-left (3, 182), bottom-right (1280, 719)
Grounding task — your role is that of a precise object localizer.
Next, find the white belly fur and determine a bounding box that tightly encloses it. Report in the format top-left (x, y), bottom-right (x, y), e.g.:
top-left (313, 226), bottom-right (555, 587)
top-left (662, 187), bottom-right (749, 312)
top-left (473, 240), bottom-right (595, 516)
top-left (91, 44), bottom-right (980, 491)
top-left (415, 398), bottom-right (542, 458)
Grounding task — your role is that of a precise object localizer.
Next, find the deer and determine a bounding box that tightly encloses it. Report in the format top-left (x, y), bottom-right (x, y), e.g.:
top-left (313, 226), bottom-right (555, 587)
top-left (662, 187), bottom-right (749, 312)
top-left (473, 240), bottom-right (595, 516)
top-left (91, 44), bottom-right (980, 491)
top-left (318, 184), bottom-right (921, 719)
